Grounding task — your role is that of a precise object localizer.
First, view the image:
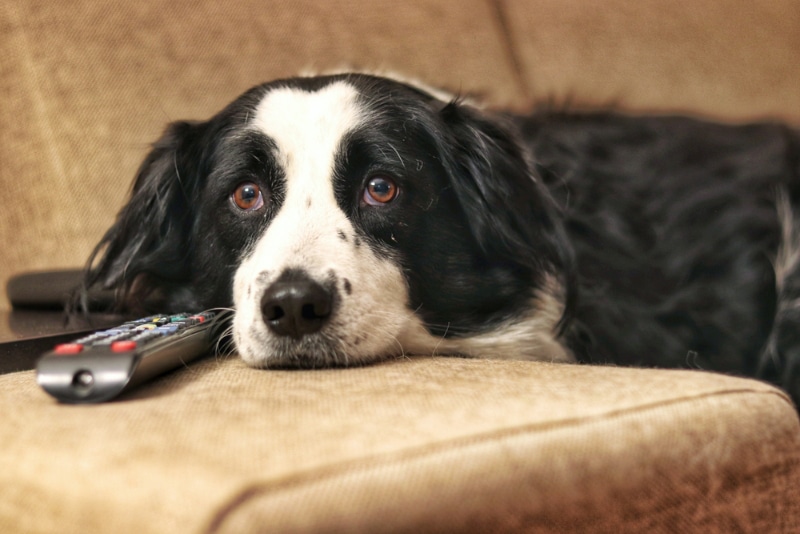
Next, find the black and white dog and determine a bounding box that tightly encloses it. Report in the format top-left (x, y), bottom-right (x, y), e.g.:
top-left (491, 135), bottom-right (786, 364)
top-left (77, 73), bottom-right (800, 404)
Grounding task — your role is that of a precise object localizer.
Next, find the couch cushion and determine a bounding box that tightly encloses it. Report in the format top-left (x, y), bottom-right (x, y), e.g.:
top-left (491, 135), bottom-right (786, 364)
top-left (1, 356), bottom-right (798, 533)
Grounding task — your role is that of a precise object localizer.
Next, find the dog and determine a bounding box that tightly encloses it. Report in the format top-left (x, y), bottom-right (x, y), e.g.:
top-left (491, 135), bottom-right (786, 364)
top-left (75, 73), bottom-right (800, 405)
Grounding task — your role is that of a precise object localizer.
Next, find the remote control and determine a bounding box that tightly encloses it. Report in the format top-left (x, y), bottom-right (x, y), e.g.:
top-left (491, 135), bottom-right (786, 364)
top-left (36, 310), bottom-right (232, 404)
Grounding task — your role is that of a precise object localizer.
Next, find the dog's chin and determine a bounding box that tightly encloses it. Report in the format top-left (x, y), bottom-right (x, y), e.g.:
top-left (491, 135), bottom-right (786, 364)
top-left (235, 329), bottom-right (402, 370)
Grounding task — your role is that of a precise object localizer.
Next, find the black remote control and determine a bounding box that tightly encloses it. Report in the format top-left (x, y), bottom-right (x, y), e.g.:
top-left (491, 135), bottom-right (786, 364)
top-left (36, 310), bottom-right (232, 404)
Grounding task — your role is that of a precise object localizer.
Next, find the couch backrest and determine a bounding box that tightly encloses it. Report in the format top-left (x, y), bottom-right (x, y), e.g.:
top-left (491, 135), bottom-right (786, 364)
top-left (2, 0), bottom-right (798, 311)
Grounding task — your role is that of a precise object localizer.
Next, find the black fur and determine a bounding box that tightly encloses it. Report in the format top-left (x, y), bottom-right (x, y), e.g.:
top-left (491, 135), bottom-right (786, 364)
top-left (75, 73), bottom-right (800, 406)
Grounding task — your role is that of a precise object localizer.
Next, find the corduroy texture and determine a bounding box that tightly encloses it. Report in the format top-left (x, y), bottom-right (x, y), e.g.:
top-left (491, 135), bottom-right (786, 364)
top-left (0, 0), bottom-right (524, 311)
top-left (1, 356), bottom-right (798, 533)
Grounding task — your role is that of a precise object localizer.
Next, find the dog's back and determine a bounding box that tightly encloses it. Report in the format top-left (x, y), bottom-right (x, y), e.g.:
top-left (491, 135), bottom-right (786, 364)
top-left (519, 112), bottom-right (800, 396)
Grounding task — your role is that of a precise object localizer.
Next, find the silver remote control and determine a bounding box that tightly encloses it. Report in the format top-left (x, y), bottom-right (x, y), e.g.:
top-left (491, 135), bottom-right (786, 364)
top-left (36, 310), bottom-right (232, 404)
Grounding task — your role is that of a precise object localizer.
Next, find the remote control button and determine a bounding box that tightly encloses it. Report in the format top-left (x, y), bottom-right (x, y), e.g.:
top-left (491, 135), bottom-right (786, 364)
top-left (111, 340), bottom-right (138, 353)
top-left (54, 343), bottom-right (84, 355)
top-left (104, 328), bottom-right (131, 335)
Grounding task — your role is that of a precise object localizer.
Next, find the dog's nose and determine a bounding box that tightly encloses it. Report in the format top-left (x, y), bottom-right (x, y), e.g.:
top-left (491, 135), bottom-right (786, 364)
top-left (260, 274), bottom-right (332, 339)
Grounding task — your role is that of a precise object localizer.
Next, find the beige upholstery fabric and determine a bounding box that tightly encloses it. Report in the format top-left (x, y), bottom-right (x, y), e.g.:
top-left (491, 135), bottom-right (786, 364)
top-left (2, 357), bottom-right (798, 533)
top-left (505, 0), bottom-right (800, 122)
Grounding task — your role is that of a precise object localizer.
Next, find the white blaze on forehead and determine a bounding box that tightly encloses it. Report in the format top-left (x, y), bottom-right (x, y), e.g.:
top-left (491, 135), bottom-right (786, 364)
top-left (244, 80), bottom-right (365, 273)
top-left (250, 81), bottom-right (363, 200)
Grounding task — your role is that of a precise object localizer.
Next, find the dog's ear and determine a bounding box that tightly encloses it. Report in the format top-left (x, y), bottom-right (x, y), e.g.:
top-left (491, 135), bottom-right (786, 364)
top-left (437, 101), bottom-right (577, 323)
top-left (73, 121), bottom-right (204, 313)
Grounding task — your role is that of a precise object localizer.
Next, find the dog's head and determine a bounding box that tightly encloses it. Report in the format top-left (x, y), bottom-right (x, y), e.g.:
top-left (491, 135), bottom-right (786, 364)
top-left (81, 74), bottom-right (575, 367)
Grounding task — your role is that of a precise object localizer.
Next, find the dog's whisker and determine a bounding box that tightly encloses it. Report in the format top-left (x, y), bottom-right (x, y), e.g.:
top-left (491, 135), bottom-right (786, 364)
top-left (431, 322), bottom-right (450, 356)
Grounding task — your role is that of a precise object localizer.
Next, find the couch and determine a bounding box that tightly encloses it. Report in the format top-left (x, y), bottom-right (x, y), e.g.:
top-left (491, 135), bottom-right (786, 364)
top-left (2, 1), bottom-right (800, 532)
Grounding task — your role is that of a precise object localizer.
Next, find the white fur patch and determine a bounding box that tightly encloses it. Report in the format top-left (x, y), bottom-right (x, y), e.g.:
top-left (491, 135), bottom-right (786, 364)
top-left (395, 274), bottom-right (574, 363)
top-left (762, 189), bottom-right (799, 367)
top-left (774, 189), bottom-right (800, 295)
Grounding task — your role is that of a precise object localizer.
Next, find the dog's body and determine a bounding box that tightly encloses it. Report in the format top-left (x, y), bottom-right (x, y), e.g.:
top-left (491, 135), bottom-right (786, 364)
top-left (79, 73), bottom-right (800, 403)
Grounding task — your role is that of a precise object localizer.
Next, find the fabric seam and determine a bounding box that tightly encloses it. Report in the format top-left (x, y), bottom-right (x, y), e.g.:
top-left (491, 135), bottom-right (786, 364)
top-left (487, 0), bottom-right (532, 106)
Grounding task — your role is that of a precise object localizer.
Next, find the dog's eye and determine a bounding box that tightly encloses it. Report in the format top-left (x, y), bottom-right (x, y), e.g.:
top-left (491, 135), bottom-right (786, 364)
top-left (363, 177), bottom-right (398, 206)
top-left (231, 182), bottom-right (265, 211)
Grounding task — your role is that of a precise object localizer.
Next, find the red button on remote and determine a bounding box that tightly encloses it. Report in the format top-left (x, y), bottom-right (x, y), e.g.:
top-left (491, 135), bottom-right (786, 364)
top-left (54, 343), bottom-right (84, 355)
top-left (111, 340), bottom-right (138, 353)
